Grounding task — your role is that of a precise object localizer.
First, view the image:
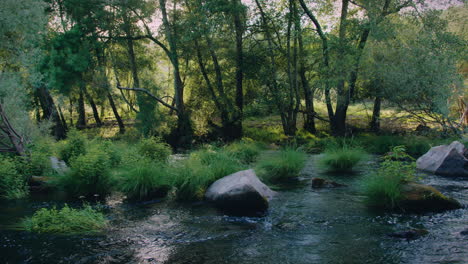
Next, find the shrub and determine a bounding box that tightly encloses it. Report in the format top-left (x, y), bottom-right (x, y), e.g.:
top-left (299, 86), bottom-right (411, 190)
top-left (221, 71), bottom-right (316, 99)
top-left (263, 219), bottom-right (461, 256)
top-left (318, 147), bottom-right (367, 173)
top-left (56, 150), bottom-right (112, 197)
top-left (118, 160), bottom-right (171, 200)
top-left (97, 140), bottom-right (122, 166)
top-left (359, 135), bottom-right (403, 154)
top-left (256, 148), bottom-right (306, 183)
top-left (224, 140), bottom-right (264, 164)
top-left (23, 204), bottom-right (107, 234)
top-left (362, 147), bottom-right (416, 209)
top-left (171, 149), bottom-right (244, 201)
top-left (243, 126), bottom-right (286, 144)
top-left (59, 130), bottom-right (87, 163)
top-left (28, 137), bottom-right (55, 176)
top-left (171, 159), bottom-right (212, 201)
top-left (0, 156), bottom-right (28, 199)
top-left (138, 137), bottom-right (172, 163)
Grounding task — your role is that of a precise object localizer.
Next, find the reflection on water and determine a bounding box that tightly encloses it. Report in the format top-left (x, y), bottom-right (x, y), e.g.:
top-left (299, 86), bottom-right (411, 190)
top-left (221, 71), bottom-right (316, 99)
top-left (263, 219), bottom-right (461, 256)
top-left (0, 156), bottom-right (467, 263)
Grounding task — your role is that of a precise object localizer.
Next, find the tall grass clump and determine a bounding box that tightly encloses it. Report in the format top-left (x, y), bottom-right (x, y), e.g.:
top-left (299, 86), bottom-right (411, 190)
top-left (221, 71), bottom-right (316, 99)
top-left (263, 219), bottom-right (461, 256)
top-left (318, 146), bottom-right (367, 173)
top-left (0, 156), bottom-right (28, 199)
top-left (224, 140), bottom-right (264, 164)
top-left (256, 148), bottom-right (306, 183)
top-left (23, 204), bottom-right (107, 234)
top-left (362, 146), bottom-right (416, 209)
top-left (118, 160), bottom-right (171, 200)
top-left (59, 129), bottom-right (87, 163)
top-left (171, 149), bottom-right (244, 201)
top-left (55, 150), bottom-right (112, 197)
top-left (137, 137), bottom-right (172, 163)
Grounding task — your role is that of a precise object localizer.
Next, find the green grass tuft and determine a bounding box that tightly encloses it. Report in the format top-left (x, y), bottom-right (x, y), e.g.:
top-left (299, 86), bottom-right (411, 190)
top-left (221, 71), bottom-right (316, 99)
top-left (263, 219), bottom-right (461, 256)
top-left (256, 148), bottom-right (306, 183)
top-left (23, 204), bottom-right (107, 234)
top-left (137, 137), bottom-right (172, 163)
top-left (224, 140), bottom-right (264, 164)
top-left (318, 147), bottom-right (367, 173)
top-left (118, 160), bottom-right (171, 200)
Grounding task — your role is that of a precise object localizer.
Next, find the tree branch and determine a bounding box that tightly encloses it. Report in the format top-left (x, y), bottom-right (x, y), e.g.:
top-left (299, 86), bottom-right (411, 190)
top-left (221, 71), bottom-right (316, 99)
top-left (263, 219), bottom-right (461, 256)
top-left (117, 86), bottom-right (179, 112)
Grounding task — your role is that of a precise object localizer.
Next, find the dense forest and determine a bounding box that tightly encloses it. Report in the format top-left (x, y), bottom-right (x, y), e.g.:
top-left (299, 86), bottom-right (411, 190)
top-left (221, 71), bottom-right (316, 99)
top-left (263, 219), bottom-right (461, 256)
top-left (0, 0), bottom-right (467, 263)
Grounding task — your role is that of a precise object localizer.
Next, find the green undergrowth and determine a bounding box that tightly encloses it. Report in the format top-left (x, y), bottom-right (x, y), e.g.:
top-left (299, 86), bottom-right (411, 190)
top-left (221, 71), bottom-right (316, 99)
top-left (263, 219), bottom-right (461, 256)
top-left (318, 146), bottom-right (367, 173)
top-left (256, 148), bottom-right (306, 183)
top-left (23, 204), bottom-right (107, 234)
top-left (361, 146), bottom-right (417, 209)
top-left (117, 159), bottom-right (171, 200)
top-left (171, 148), bottom-right (244, 201)
top-left (0, 156), bottom-right (29, 199)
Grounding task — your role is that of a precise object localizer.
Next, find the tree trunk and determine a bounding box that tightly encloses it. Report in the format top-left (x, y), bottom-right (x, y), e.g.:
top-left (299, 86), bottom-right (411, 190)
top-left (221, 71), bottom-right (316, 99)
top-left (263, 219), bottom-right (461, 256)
top-left (160, 0), bottom-right (193, 147)
top-left (232, 0), bottom-right (244, 139)
top-left (108, 92), bottom-right (125, 134)
top-left (36, 85), bottom-right (67, 139)
top-left (85, 89), bottom-right (102, 127)
top-left (0, 103), bottom-right (27, 156)
top-left (76, 83), bottom-right (87, 129)
top-left (370, 96), bottom-right (382, 132)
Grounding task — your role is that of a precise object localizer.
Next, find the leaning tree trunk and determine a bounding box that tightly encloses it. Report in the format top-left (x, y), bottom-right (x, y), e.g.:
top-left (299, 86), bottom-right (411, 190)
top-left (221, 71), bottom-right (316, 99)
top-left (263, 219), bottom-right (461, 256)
top-left (370, 96), bottom-right (382, 132)
top-left (0, 103), bottom-right (27, 156)
top-left (36, 85), bottom-right (67, 139)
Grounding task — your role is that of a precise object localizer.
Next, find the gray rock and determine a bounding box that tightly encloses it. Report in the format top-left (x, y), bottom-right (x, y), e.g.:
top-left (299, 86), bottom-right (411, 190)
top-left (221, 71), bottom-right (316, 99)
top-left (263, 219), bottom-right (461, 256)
top-left (416, 141), bottom-right (468, 177)
top-left (311, 178), bottom-right (347, 188)
top-left (50, 156), bottom-right (69, 175)
top-left (387, 229), bottom-right (428, 240)
top-left (205, 169), bottom-right (276, 215)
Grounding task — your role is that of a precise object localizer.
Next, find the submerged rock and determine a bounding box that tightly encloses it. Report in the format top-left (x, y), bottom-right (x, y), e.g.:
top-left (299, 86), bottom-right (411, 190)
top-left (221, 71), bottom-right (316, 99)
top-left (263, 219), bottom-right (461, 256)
top-left (311, 178), bottom-right (346, 188)
top-left (387, 229), bottom-right (428, 240)
top-left (416, 141), bottom-right (468, 177)
top-left (205, 169), bottom-right (276, 216)
top-left (50, 156), bottom-right (69, 175)
top-left (399, 182), bottom-right (462, 213)
top-left (460, 228), bottom-right (468, 236)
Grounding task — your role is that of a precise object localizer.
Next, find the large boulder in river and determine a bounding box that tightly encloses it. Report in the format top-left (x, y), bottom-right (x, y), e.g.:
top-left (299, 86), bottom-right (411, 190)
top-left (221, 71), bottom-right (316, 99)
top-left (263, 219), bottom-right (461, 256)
top-left (399, 182), bottom-right (462, 213)
top-left (205, 169), bottom-right (276, 216)
top-left (416, 141), bottom-right (468, 177)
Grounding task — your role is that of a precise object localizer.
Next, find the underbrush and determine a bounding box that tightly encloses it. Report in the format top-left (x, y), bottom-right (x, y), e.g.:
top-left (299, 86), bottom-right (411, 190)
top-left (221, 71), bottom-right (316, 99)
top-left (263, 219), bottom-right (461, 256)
top-left (361, 146), bottom-right (416, 209)
top-left (137, 137), bottom-right (172, 163)
top-left (171, 148), bottom-right (244, 201)
top-left (0, 156), bottom-right (28, 199)
top-left (318, 146), bottom-right (367, 173)
top-left (117, 159), bottom-right (171, 200)
top-left (54, 149), bottom-right (113, 198)
top-left (23, 204), bottom-right (107, 234)
top-left (224, 140), bottom-right (264, 164)
top-left (256, 148), bottom-right (306, 183)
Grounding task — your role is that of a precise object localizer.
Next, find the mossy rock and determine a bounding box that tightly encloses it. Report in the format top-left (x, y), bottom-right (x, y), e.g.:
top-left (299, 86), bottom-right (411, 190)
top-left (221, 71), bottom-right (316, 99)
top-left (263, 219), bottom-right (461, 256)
top-left (399, 182), bottom-right (462, 213)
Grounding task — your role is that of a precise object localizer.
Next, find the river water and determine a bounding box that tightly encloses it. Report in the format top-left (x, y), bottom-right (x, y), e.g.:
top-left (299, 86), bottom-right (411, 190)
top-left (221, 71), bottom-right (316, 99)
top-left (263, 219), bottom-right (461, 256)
top-left (1, 156), bottom-right (467, 264)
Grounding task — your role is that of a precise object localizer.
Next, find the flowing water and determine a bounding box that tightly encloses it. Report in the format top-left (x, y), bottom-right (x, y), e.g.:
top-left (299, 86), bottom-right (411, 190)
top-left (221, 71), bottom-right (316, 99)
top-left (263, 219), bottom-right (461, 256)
top-left (1, 156), bottom-right (467, 264)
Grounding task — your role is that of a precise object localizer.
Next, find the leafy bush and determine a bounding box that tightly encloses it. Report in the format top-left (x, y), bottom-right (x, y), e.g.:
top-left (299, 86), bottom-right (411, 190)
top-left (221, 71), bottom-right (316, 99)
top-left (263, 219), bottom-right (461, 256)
top-left (318, 147), bottom-right (367, 173)
top-left (0, 156), bottom-right (28, 199)
top-left (358, 135), bottom-right (403, 154)
top-left (56, 150), bottom-right (112, 197)
top-left (171, 149), bottom-right (244, 201)
top-left (138, 137), bottom-right (172, 163)
top-left (118, 160), bottom-right (171, 200)
top-left (362, 147), bottom-right (417, 209)
top-left (256, 148), bottom-right (306, 183)
top-left (243, 126), bottom-right (286, 144)
top-left (59, 130), bottom-right (87, 163)
top-left (98, 140), bottom-right (122, 166)
top-left (224, 140), bottom-right (264, 164)
top-left (28, 137), bottom-right (55, 176)
top-left (23, 204), bottom-right (107, 234)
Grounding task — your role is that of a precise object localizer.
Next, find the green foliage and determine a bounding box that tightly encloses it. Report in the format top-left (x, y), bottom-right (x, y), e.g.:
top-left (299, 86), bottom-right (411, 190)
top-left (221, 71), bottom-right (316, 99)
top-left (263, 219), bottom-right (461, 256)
top-left (23, 204), bottom-right (107, 234)
top-left (59, 130), bottom-right (87, 163)
top-left (171, 148), bottom-right (244, 201)
top-left (118, 160), bottom-right (170, 200)
top-left (97, 140), bottom-right (122, 167)
top-left (56, 149), bottom-right (112, 197)
top-left (0, 156), bottom-right (28, 199)
top-left (243, 127), bottom-right (286, 144)
top-left (224, 140), bottom-right (264, 164)
top-left (137, 137), bottom-right (172, 163)
top-left (362, 147), bottom-right (417, 209)
top-left (318, 146), bottom-right (367, 173)
top-left (256, 148), bottom-right (306, 183)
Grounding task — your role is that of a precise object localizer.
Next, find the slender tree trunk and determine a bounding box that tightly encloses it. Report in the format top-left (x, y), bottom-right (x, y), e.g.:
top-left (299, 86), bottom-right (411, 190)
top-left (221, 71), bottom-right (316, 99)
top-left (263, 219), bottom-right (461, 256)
top-left (108, 92), bottom-right (125, 134)
top-left (57, 104), bottom-right (68, 132)
top-left (36, 85), bottom-right (67, 139)
top-left (77, 82), bottom-right (87, 129)
top-left (332, 0), bottom-right (350, 136)
top-left (85, 89), bottom-right (102, 127)
top-left (232, 0), bottom-right (244, 139)
top-left (160, 0), bottom-right (193, 147)
top-left (370, 96), bottom-right (382, 132)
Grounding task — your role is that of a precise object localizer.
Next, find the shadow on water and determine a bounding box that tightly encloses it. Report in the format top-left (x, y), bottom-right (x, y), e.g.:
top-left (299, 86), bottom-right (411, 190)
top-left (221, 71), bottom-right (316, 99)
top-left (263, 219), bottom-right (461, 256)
top-left (0, 155), bottom-right (467, 263)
